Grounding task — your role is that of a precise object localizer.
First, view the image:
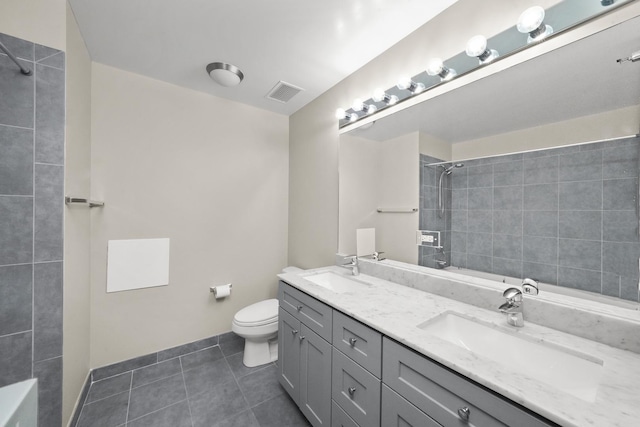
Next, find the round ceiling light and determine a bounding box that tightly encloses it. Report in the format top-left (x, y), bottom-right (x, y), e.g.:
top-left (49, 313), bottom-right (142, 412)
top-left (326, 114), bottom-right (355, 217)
top-left (206, 62), bottom-right (244, 87)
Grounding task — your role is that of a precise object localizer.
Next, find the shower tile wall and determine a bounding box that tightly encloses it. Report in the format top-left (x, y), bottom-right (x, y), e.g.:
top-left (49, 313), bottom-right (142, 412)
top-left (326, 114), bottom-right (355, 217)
top-left (422, 137), bottom-right (640, 302)
top-left (0, 32), bottom-right (65, 426)
top-left (419, 154), bottom-right (451, 267)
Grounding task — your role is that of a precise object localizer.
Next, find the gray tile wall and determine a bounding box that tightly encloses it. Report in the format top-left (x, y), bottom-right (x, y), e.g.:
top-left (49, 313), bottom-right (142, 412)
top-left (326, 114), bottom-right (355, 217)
top-left (419, 155), bottom-right (451, 268)
top-left (0, 32), bottom-right (65, 426)
top-left (421, 137), bottom-right (640, 302)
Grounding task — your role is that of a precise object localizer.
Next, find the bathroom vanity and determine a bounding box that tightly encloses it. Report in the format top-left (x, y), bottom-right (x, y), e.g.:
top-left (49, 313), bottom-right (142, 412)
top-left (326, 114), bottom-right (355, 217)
top-left (278, 262), bottom-right (640, 427)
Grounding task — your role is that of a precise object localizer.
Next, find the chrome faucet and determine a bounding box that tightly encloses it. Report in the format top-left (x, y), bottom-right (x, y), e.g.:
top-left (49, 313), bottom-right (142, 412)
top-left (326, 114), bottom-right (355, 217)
top-left (498, 278), bottom-right (539, 327)
top-left (339, 255), bottom-right (359, 276)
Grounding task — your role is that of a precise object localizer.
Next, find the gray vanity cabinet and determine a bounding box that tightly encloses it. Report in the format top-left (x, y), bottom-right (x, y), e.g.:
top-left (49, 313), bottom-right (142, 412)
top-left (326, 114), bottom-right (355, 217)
top-left (382, 338), bottom-right (554, 427)
top-left (278, 282), bottom-right (332, 427)
top-left (381, 385), bottom-right (442, 427)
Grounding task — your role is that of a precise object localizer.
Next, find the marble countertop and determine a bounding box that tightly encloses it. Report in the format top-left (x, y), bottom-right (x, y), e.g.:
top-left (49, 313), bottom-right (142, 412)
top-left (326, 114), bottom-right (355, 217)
top-left (279, 266), bottom-right (640, 427)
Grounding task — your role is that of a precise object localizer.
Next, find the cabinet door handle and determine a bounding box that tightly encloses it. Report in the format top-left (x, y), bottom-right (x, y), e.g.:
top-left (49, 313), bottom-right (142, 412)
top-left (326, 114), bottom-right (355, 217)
top-left (299, 335), bottom-right (306, 341)
top-left (349, 338), bottom-right (357, 346)
top-left (297, 305), bottom-right (303, 311)
top-left (348, 387), bottom-right (356, 396)
top-left (458, 406), bottom-right (470, 422)
top-left (291, 329), bottom-right (298, 335)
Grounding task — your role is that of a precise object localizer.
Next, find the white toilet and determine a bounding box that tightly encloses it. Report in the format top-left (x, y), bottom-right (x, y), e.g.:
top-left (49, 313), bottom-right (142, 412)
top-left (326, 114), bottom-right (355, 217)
top-left (232, 298), bottom-right (279, 367)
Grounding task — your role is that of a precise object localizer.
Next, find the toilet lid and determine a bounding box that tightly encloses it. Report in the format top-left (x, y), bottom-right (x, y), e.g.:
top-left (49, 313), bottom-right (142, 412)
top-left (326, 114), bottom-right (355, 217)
top-left (234, 299), bottom-right (279, 326)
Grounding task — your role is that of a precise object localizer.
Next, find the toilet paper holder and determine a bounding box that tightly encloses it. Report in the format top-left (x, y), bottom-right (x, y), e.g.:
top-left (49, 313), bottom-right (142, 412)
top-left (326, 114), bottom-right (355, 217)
top-left (210, 284), bottom-right (232, 299)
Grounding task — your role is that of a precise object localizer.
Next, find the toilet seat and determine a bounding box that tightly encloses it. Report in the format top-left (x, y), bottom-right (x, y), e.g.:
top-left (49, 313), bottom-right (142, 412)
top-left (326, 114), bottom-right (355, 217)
top-left (233, 299), bottom-right (278, 327)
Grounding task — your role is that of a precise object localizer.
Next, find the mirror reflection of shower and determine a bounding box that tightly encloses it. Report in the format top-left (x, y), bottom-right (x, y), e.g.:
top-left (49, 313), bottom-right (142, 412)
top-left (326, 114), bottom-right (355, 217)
top-left (437, 163), bottom-right (464, 218)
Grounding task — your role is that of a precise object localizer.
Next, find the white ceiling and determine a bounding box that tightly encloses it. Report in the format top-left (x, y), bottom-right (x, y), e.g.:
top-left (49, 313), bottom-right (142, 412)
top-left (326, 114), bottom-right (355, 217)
top-left (352, 14), bottom-right (640, 143)
top-left (67, 0), bottom-right (459, 116)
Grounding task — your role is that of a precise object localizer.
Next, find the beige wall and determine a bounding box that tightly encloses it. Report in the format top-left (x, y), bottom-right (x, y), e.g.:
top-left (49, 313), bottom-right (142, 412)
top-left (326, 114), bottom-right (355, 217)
top-left (89, 63), bottom-right (289, 367)
top-left (0, 0), bottom-right (66, 51)
top-left (452, 105), bottom-right (640, 159)
top-left (63, 3), bottom-right (92, 424)
top-left (288, 0), bottom-right (562, 268)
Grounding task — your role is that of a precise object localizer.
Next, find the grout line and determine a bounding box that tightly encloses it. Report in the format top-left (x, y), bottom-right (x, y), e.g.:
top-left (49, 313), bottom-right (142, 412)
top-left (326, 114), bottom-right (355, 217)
top-left (30, 59), bottom-right (36, 380)
top-left (125, 371), bottom-right (133, 424)
top-left (34, 161), bottom-right (64, 167)
top-left (0, 329), bottom-right (32, 339)
top-left (126, 399), bottom-right (190, 425)
top-left (179, 357), bottom-right (196, 427)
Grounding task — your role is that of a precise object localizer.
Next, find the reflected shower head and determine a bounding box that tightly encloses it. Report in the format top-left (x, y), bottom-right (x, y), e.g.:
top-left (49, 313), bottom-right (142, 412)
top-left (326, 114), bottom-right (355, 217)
top-left (441, 163), bottom-right (464, 175)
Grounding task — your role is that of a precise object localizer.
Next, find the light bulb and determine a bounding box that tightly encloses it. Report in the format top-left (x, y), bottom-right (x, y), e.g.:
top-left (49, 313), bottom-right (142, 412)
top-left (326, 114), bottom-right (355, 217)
top-left (517, 6), bottom-right (553, 43)
top-left (387, 95), bottom-right (398, 105)
top-left (372, 88), bottom-right (386, 102)
top-left (397, 76), bottom-right (412, 91)
top-left (352, 98), bottom-right (364, 112)
top-left (466, 35), bottom-right (499, 64)
top-left (426, 58), bottom-right (444, 76)
top-left (335, 108), bottom-right (346, 120)
top-left (348, 112), bottom-right (358, 122)
top-left (365, 104), bottom-right (377, 115)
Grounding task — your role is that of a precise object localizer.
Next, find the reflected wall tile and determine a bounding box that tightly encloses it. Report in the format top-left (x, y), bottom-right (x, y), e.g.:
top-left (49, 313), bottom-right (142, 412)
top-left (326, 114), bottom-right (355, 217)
top-left (34, 164), bottom-right (63, 262)
top-left (558, 150), bottom-right (602, 182)
top-left (493, 234), bottom-right (522, 260)
top-left (493, 160), bottom-right (523, 187)
top-left (602, 142), bottom-right (639, 180)
top-left (524, 183), bottom-right (558, 211)
top-left (468, 188), bottom-right (492, 210)
top-left (558, 239), bottom-right (601, 271)
top-left (493, 186), bottom-right (522, 210)
top-left (523, 262), bottom-right (557, 285)
top-left (33, 356), bottom-right (62, 427)
top-left (492, 258), bottom-right (522, 278)
top-left (34, 261), bottom-right (63, 361)
top-left (35, 64), bottom-right (65, 164)
top-left (523, 156), bottom-right (558, 184)
top-left (0, 196), bottom-right (33, 265)
top-left (467, 210), bottom-right (492, 233)
top-left (467, 232), bottom-right (492, 256)
top-left (603, 210), bottom-right (638, 242)
top-left (559, 210), bottom-right (602, 240)
top-left (523, 211), bottom-right (558, 237)
top-left (0, 125), bottom-right (33, 195)
top-left (0, 264), bottom-right (32, 336)
top-left (492, 210), bottom-right (521, 235)
top-left (0, 55), bottom-right (34, 128)
top-left (603, 178), bottom-right (637, 210)
top-left (558, 267), bottom-right (601, 293)
top-left (559, 181), bottom-right (602, 210)
top-left (523, 236), bottom-right (557, 265)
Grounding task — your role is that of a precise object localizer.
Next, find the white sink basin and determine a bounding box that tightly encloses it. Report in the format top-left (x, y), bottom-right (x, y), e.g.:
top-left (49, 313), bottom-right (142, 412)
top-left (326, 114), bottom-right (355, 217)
top-left (303, 271), bottom-right (370, 294)
top-left (418, 312), bottom-right (603, 402)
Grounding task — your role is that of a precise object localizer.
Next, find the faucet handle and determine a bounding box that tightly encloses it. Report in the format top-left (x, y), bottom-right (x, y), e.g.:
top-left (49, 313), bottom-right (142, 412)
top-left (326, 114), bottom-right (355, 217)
top-left (522, 278), bottom-right (539, 295)
top-left (503, 287), bottom-right (522, 302)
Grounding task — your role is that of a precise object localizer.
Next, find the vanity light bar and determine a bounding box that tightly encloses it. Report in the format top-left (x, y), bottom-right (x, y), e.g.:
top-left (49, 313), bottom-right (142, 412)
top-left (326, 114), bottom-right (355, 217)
top-left (335, 0), bottom-right (627, 128)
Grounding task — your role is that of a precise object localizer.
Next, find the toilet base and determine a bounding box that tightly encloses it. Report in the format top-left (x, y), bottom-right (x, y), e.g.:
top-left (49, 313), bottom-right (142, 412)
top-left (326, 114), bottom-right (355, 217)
top-left (243, 336), bottom-right (278, 368)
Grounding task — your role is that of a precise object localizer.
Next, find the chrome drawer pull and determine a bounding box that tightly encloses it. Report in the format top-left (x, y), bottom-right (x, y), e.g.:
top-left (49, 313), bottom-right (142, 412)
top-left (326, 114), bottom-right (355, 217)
top-left (299, 335), bottom-right (306, 341)
top-left (297, 305), bottom-right (303, 311)
top-left (349, 338), bottom-right (357, 346)
top-left (291, 329), bottom-right (298, 335)
top-left (348, 387), bottom-right (356, 396)
top-left (458, 406), bottom-right (470, 422)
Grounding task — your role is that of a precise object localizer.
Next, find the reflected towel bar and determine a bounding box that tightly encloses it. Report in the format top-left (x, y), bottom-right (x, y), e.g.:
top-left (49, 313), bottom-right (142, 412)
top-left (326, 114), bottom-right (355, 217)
top-left (377, 207), bottom-right (418, 213)
top-left (65, 197), bottom-right (104, 208)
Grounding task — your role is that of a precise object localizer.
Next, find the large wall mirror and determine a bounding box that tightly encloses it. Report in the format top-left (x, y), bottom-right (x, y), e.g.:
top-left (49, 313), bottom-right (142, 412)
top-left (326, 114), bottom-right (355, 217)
top-left (339, 6), bottom-right (640, 305)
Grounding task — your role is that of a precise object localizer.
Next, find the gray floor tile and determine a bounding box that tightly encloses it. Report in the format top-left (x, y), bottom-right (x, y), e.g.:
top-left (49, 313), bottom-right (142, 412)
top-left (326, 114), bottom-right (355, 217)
top-left (188, 379), bottom-right (249, 427)
top-left (0, 331), bottom-right (32, 388)
top-left (219, 332), bottom-right (244, 357)
top-left (132, 358), bottom-right (181, 388)
top-left (0, 125), bottom-right (33, 195)
top-left (0, 264), bottom-right (32, 336)
top-left (93, 353), bottom-right (157, 381)
top-left (226, 352), bottom-right (273, 379)
top-left (33, 356), bottom-right (62, 427)
top-left (33, 261), bottom-right (63, 361)
top-left (183, 358), bottom-right (235, 398)
top-left (127, 400), bottom-right (192, 427)
top-left (128, 373), bottom-right (187, 420)
top-left (180, 346), bottom-right (224, 371)
top-left (251, 393), bottom-right (309, 427)
top-left (237, 365), bottom-right (283, 407)
top-left (87, 372), bottom-right (132, 404)
top-left (77, 391), bottom-right (129, 427)
top-left (158, 336), bottom-right (218, 362)
top-left (213, 409), bottom-right (260, 427)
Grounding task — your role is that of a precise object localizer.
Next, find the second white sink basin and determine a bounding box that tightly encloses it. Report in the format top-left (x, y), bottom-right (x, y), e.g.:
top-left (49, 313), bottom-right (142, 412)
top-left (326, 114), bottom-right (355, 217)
top-left (418, 312), bottom-right (603, 402)
top-left (303, 271), bottom-right (370, 294)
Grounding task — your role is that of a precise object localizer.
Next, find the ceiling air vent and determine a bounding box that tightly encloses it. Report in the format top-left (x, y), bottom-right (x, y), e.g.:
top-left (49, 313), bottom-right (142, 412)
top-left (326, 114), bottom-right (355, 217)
top-left (266, 81), bottom-right (304, 103)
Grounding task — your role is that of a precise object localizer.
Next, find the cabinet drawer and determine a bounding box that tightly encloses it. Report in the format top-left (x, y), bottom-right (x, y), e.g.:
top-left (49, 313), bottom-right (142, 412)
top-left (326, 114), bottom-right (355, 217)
top-left (381, 384), bottom-right (442, 427)
top-left (333, 310), bottom-right (382, 378)
top-left (332, 401), bottom-right (359, 427)
top-left (332, 348), bottom-right (380, 427)
top-left (279, 281), bottom-right (333, 342)
top-left (383, 338), bottom-right (553, 427)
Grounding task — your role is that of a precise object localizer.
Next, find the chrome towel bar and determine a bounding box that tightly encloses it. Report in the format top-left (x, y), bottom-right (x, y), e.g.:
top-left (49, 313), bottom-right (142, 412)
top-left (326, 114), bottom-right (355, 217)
top-left (65, 196), bottom-right (104, 208)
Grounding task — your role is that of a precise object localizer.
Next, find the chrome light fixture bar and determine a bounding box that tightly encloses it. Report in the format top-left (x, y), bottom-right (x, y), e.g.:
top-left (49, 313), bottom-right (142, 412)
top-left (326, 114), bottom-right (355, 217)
top-left (336, 0), bottom-right (633, 129)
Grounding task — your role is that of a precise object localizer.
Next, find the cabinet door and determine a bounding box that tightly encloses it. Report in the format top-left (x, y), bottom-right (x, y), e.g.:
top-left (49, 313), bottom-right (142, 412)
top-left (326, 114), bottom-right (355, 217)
top-left (278, 308), bottom-right (301, 404)
top-left (299, 324), bottom-right (332, 426)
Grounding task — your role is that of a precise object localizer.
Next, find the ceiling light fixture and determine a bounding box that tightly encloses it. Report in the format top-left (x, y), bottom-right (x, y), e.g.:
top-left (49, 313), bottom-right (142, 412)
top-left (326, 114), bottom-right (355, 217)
top-left (426, 58), bottom-right (457, 81)
top-left (465, 35), bottom-right (499, 64)
top-left (397, 77), bottom-right (426, 94)
top-left (206, 62), bottom-right (244, 87)
top-left (372, 89), bottom-right (399, 105)
top-left (517, 6), bottom-right (553, 43)
top-left (352, 98), bottom-right (378, 115)
top-left (335, 108), bottom-right (358, 122)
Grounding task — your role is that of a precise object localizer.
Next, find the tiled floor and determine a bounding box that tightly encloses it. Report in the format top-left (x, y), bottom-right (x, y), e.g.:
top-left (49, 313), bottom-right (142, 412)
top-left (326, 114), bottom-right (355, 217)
top-left (75, 334), bottom-right (310, 427)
